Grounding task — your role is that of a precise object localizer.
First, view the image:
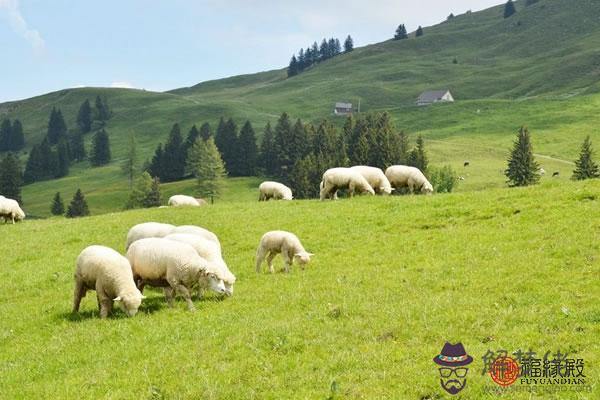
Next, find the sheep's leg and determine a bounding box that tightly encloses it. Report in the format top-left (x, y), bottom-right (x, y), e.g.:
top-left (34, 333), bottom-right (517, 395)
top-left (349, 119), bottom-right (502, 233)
top-left (283, 251), bottom-right (293, 273)
top-left (175, 284), bottom-right (195, 311)
top-left (72, 280), bottom-right (86, 313)
top-left (266, 252), bottom-right (276, 273)
top-left (164, 286), bottom-right (176, 308)
top-left (255, 246), bottom-right (267, 273)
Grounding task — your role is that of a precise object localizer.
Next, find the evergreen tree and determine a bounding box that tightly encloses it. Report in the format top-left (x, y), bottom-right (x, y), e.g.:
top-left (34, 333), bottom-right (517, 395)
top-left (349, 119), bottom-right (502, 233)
top-left (66, 189), bottom-right (90, 218)
top-left (298, 48), bottom-right (306, 71)
top-left (447, 13), bottom-right (455, 20)
top-left (505, 127), bottom-right (540, 186)
top-left (333, 38), bottom-right (341, 55)
top-left (504, 0), bottom-right (517, 18)
top-left (76, 99), bottom-right (92, 133)
top-left (89, 129), bottom-right (111, 166)
top-left (10, 119), bottom-right (25, 150)
top-left (289, 154), bottom-right (318, 199)
top-left (187, 137), bottom-right (226, 200)
top-left (367, 112), bottom-right (397, 170)
top-left (237, 120), bottom-right (258, 176)
top-left (69, 130), bottom-right (86, 162)
top-left (408, 135), bottom-right (428, 173)
top-left (51, 192), bottom-right (65, 215)
top-left (125, 171), bottom-right (159, 209)
top-left (199, 122), bottom-right (211, 140)
top-left (348, 117), bottom-right (370, 165)
top-left (149, 143), bottom-right (164, 179)
top-left (55, 138), bottom-right (70, 178)
top-left (311, 42), bottom-right (319, 62)
top-left (161, 123), bottom-right (185, 182)
top-left (572, 136), bottom-right (599, 180)
top-left (393, 131), bottom-right (410, 165)
top-left (184, 124), bottom-right (200, 155)
top-left (122, 133), bottom-right (137, 188)
top-left (94, 95), bottom-right (111, 121)
top-left (273, 113), bottom-right (293, 179)
top-left (394, 24), bottom-right (408, 40)
top-left (39, 137), bottom-right (58, 178)
top-left (47, 107), bottom-right (68, 145)
top-left (146, 176), bottom-right (161, 207)
top-left (260, 122), bottom-right (276, 175)
top-left (288, 55), bottom-right (299, 77)
top-left (328, 38), bottom-right (337, 57)
top-left (0, 119), bottom-right (11, 151)
top-left (344, 35), bottom-right (354, 53)
top-left (23, 144), bottom-right (44, 184)
top-left (319, 38), bottom-right (329, 60)
top-left (416, 26), bottom-right (424, 37)
top-left (215, 118), bottom-right (239, 176)
top-left (0, 152), bottom-right (23, 203)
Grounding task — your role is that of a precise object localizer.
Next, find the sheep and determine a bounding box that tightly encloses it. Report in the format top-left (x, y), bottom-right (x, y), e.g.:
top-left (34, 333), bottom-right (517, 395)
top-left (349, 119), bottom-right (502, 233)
top-left (171, 225), bottom-right (221, 251)
top-left (539, 168), bottom-right (546, 176)
top-left (553, 171), bottom-right (560, 177)
top-left (320, 167), bottom-right (375, 200)
top-left (256, 230), bottom-right (313, 273)
top-left (167, 195), bottom-right (206, 207)
top-left (163, 233), bottom-right (235, 296)
top-left (126, 238), bottom-right (226, 311)
top-left (0, 196), bottom-right (25, 224)
top-left (350, 166), bottom-right (393, 195)
top-left (258, 181), bottom-right (293, 201)
top-left (73, 245), bottom-right (144, 318)
top-left (385, 165), bottom-right (434, 194)
top-left (125, 222), bottom-right (176, 250)
top-left (464, 161), bottom-right (470, 167)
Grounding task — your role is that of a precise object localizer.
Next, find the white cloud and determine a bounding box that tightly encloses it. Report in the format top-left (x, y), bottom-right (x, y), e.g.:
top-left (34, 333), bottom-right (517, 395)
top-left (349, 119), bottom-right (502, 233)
top-left (110, 81), bottom-right (135, 89)
top-left (0, 0), bottom-right (45, 52)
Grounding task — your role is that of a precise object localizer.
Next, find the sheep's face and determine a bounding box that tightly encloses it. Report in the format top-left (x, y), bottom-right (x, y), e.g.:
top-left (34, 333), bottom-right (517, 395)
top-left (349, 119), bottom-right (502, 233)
top-left (224, 282), bottom-right (234, 296)
top-left (114, 292), bottom-right (145, 317)
top-left (421, 183), bottom-right (434, 195)
top-left (380, 185), bottom-right (393, 195)
top-left (294, 252), bottom-right (314, 267)
top-left (205, 274), bottom-right (227, 295)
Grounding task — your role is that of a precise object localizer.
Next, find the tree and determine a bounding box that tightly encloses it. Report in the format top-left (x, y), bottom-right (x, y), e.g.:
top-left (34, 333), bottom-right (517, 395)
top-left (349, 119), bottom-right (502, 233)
top-left (333, 38), bottom-right (341, 55)
top-left (287, 55), bottom-right (299, 77)
top-left (89, 129), bottom-right (111, 166)
top-left (94, 95), bottom-right (111, 121)
top-left (47, 107), bottom-right (68, 145)
top-left (505, 127), bottom-right (540, 187)
top-left (394, 24), bottom-right (408, 40)
top-left (51, 192), bottom-right (65, 215)
top-left (122, 133), bottom-right (137, 188)
top-left (416, 26), bottom-right (424, 37)
top-left (39, 137), bottom-right (58, 178)
top-left (214, 118), bottom-right (239, 176)
top-left (408, 135), bottom-right (428, 173)
top-left (10, 119), bottom-right (25, 150)
top-left (289, 154), bottom-right (318, 199)
top-left (297, 48), bottom-right (306, 71)
top-left (447, 13), bottom-right (455, 20)
top-left (273, 113), bottom-right (293, 179)
top-left (319, 38), bottom-right (329, 60)
top-left (199, 122), bottom-right (211, 141)
top-left (187, 137), bottom-right (226, 200)
top-left (161, 123), bottom-right (185, 182)
top-left (343, 35), bottom-right (354, 53)
top-left (184, 124), bottom-right (200, 155)
top-left (0, 152), bottom-right (23, 203)
top-left (237, 120), bottom-right (258, 176)
top-left (525, 0), bottom-right (539, 5)
top-left (149, 143), bottom-right (164, 179)
top-left (572, 136), bottom-right (599, 180)
top-left (260, 122), bottom-right (276, 175)
top-left (429, 165), bottom-right (458, 193)
top-left (23, 144), bottom-right (44, 184)
top-left (66, 189), bottom-right (90, 218)
top-left (69, 130), bottom-right (86, 162)
top-left (504, 0), bottom-right (516, 18)
top-left (0, 119), bottom-right (11, 151)
top-left (147, 177), bottom-right (161, 207)
top-left (125, 171), bottom-right (161, 209)
top-left (77, 99), bottom-right (92, 133)
top-left (55, 139), bottom-right (70, 178)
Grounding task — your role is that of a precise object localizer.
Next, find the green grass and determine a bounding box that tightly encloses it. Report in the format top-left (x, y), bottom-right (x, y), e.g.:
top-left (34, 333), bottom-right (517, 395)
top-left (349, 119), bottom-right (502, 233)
top-left (0, 179), bottom-right (598, 399)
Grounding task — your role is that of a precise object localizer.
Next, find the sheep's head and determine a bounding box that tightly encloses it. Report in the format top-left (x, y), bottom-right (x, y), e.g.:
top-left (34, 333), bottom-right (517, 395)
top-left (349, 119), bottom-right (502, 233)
top-left (380, 185), bottom-right (394, 195)
top-left (114, 291), bottom-right (145, 317)
top-left (364, 186), bottom-right (375, 195)
top-left (294, 251), bottom-right (314, 268)
top-left (421, 182), bottom-right (434, 195)
top-left (200, 272), bottom-right (227, 295)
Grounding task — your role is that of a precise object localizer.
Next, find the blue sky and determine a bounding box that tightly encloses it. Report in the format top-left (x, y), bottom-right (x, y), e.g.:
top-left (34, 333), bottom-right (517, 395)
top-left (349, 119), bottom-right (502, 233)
top-left (0, 0), bottom-right (501, 102)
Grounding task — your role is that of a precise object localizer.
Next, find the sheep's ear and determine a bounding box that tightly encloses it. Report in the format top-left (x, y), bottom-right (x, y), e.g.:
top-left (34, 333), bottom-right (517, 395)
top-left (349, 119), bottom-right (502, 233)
top-left (113, 296), bottom-right (122, 302)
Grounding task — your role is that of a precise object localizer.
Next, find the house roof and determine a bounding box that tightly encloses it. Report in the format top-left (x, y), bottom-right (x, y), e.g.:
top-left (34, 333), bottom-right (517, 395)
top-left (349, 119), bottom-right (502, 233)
top-left (335, 102), bottom-right (353, 109)
top-left (417, 90), bottom-right (450, 103)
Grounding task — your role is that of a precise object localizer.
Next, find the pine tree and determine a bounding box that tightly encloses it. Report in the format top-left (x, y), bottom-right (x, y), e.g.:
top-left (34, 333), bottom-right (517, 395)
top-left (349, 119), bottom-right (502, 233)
top-left (94, 95), bottom-right (111, 121)
top-left (344, 35), bottom-right (354, 53)
top-left (47, 107), bottom-right (68, 145)
top-left (0, 119), bottom-right (11, 151)
top-left (0, 152), bottom-right (23, 203)
top-left (348, 117), bottom-right (370, 165)
top-left (260, 122), bottom-right (276, 175)
top-left (184, 125), bottom-right (200, 155)
top-left (23, 144), bottom-right (43, 184)
top-left (320, 38), bottom-right (329, 60)
top-left (125, 171), bottom-right (159, 209)
top-left (328, 38), bottom-right (337, 57)
top-left (447, 13), bottom-right (455, 20)
top-left (39, 137), bottom-right (58, 178)
top-left (394, 24), bottom-right (408, 40)
top-left (146, 176), bottom-right (161, 207)
top-left (199, 122), bottom-right (211, 141)
top-left (416, 26), bottom-right (424, 37)
top-left (333, 38), bottom-right (341, 55)
top-left (237, 120), bottom-right (258, 176)
top-left (273, 113), bottom-right (293, 179)
top-left (77, 99), bottom-right (92, 133)
top-left (408, 135), bottom-right (428, 173)
top-left (367, 112), bottom-right (397, 170)
top-left (149, 143), bottom-right (164, 179)
top-left (10, 119), bottom-right (25, 150)
top-left (288, 55), bottom-right (299, 77)
top-left (214, 118), bottom-right (239, 176)
top-left (66, 189), bottom-right (90, 218)
top-left (55, 138), bottom-right (70, 178)
top-left (187, 137), bottom-right (226, 200)
top-left (69, 130), bottom-right (86, 162)
top-left (572, 136), bottom-right (599, 180)
top-left (298, 48), bottom-right (306, 71)
top-left (505, 127), bottom-right (540, 187)
top-left (161, 123), bottom-right (185, 182)
top-left (122, 133), bottom-right (137, 188)
top-left (50, 192), bottom-right (65, 215)
top-left (311, 42), bottom-right (319, 62)
top-left (289, 154), bottom-right (318, 199)
top-left (394, 131), bottom-right (410, 165)
top-left (504, 0), bottom-right (517, 18)
top-left (89, 129), bottom-right (111, 166)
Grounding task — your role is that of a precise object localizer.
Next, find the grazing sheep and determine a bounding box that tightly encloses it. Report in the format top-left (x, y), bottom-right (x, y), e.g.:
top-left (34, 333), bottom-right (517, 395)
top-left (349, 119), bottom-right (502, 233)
top-left (125, 222), bottom-right (176, 250)
top-left (553, 171), bottom-right (560, 177)
top-left (0, 196), bottom-right (25, 224)
top-left (539, 168), bottom-right (546, 176)
top-left (127, 238), bottom-right (226, 311)
top-left (164, 233), bottom-right (236, 296)
top-left (350, 166), bottom-right (393, 195)
top-left (168, 195), bottom-right (206, 207)
top-left (464, 161), bottom-right (470, 167)
top-left (258, 181), bottom-right (293, 201)
top-left (320, 167), bottom-right (375, 200)
top-left (172, 225), bottom-right (221, 251)
top-left (256, 230), bottom-right (313, 273)
top-left (73, 245), bottom-right (144, 318)
top-left (385, 165), bottom-right (434, 194)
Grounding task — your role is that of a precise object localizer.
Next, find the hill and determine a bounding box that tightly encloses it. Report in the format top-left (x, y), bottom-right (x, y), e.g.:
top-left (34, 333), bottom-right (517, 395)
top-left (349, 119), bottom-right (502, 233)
top-left (2, 0), bottom-right (600, 215)
top-left (1, 179), bottom-right (598, 398)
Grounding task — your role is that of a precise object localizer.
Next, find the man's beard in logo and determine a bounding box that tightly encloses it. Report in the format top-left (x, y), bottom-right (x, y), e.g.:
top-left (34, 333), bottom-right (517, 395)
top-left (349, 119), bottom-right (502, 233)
top-left (441, 379), bottom-right (466, 395)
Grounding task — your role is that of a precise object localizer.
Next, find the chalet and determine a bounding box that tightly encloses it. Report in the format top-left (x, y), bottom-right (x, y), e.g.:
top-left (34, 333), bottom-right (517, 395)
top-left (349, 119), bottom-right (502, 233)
top-left (416, 90), bottom-right (454, 106)
top-left (334, 102), bottom-right (353, 115)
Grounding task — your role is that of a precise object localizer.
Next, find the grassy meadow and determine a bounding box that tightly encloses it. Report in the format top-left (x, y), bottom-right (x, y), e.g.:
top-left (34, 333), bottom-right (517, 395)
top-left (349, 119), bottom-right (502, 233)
top-left (1, 179), bottom-right (598, 399)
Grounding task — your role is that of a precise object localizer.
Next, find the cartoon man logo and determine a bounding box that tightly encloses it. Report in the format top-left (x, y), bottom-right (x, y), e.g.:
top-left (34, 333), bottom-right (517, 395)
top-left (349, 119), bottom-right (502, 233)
top-left (433, 342), bottom-right (473, 395)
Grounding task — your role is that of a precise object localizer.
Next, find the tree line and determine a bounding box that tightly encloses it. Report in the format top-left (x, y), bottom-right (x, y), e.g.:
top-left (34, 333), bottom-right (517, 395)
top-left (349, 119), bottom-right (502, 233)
top-left (288, 35), bottom-right (354, 77)
top-left (0, 118), bottom-right (25, 152)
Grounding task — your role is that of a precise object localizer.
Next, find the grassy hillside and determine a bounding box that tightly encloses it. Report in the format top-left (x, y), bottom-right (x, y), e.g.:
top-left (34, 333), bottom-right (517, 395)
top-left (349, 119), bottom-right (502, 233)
top-left (2, 0), bottom-right (600, 216)
top-left (0, 180), bottom-right (598, 398)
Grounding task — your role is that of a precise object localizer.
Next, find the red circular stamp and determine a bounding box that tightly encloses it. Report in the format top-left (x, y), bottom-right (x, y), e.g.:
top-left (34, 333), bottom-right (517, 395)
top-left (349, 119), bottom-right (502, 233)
top-left (489, 357), bottom-right (519, 386)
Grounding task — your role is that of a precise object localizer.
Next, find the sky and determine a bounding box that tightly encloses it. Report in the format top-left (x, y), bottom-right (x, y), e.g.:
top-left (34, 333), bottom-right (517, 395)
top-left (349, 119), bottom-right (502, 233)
top-left (0, 0), bottom-right (501, 103)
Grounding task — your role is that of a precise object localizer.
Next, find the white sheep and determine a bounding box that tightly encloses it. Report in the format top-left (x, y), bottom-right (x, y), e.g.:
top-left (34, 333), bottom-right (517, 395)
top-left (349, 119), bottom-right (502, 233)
top-left (163, 233), bottom-right (236, 296)
top-left (167, 195), bottom-right (206, 207)
top-left (320, 167), bottom-right (375, 200)
top-left (126, 238), bottom-right (226, 311)
top-left (73, 245), bottom-right (144, 318)
top-left (171, 225), bottom-right (221, 251)
top-left (258, 181), bottom-right (293, 201)
top-left (0, 196), bottom-right (25, 224)
top-left (385, 165), bottom-right (434, 194)
top-left (256, 230), bottom-right (313, 273)
top-left (125, 222), bottom-right (176, 250)
top-left (350, 166), bottom-right (393, 195)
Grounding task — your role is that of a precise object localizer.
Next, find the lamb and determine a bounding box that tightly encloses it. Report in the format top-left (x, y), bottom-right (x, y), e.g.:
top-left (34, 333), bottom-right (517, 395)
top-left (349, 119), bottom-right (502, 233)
top-left (0, 196), bottom-right (25, 224)
top-left (320, 167), bottom-right (375, 200)
top-left (171, 225), bottom-right (221, 251)
top-left (258, 181), bottom-right (293, 201)
top-left (167, 195), bottom-right (206, 207)
top-left (350, 166), bottom-right (393, 195)
top-left (73, 245), bottom-right (144, 318)
top-left (385, 165), bottom-right (434, 194)
top-left (126, 238), bottom-right (226, 311)
top-left (256, 230), bottom-right (313, 273)
top-left (125, 222), bottom-right (176, 250)
top-left (163, 233), bottom-right (236, 296)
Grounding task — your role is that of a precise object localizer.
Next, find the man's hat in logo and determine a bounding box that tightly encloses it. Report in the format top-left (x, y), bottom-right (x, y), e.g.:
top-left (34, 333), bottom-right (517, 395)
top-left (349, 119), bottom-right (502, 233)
top-left (433, 342), bottom-right (473, 367)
